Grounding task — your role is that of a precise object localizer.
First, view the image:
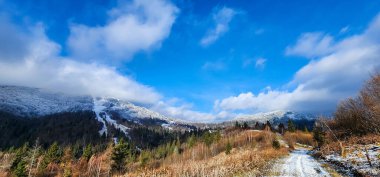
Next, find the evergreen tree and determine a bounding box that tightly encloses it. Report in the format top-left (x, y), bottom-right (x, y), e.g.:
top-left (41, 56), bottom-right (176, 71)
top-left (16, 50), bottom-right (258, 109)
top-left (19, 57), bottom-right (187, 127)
top-left (11, 143), bottom-right (28, 177)
top-left (13, 159), bottom-right (27, 177)
top-left (225, 141), bottom-right (232, 155)
top-left (82, 144), bottom-right (93, 161)
top-left (303, 126), bottom-right (309, 133)
top-left (243, 122), bottom-right (249, 129)
top-left (235, 121), bottom-right (240, 128)
top-left (72, 143), bottom-right (82, 159)
top-left (111, 138), bottom-right (130, 173)
top-left (187, 134), bottom-right (196, 148)
top-left (39, 142), bottom-right (62, 171)
top-left (287, 119), bottom-right (296, 132)
top-left (313, 126), bottom-right (325, 147)
top-left (46, 142), bottom-right (62, 163)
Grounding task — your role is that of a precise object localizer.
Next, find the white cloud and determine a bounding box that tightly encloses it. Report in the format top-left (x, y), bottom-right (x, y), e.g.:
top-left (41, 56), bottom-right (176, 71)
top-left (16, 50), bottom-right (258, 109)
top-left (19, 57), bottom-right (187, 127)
top-left (68, 0), bottom-right (178, 61)
top-left (242, 57), bottom-right (266, 69)
top-left (255, 58), bottom-right (266, 69)
top-left (339, 26), bottom-right (350, 34)
top-left (0, 23), bottom-right (161, 104)
top-left (215, 14), bottom-right (380, 114)
top-left (202, 61), bottom-right (225, 71)
top-left (200, 7), bottom-right (236, 47)
top-left (151, 100), bottom-right (234, 122)
top-left (285, 32), bottom-right (335, 58)
top-left (0, 15), bottom-right (230, 123)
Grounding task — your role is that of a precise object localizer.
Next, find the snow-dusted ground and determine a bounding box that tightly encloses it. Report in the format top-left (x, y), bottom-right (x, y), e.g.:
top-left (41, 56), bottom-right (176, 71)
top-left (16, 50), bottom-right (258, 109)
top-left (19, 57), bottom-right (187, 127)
top-left (324, 144), bottom-right (380, 176)
top-left (273, 148), bottom-right (330, 177)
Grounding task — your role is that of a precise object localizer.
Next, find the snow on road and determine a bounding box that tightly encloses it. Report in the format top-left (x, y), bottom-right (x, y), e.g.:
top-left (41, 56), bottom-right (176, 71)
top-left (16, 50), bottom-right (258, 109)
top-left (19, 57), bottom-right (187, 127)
top-left (272, 148), bottom-right (331, 177)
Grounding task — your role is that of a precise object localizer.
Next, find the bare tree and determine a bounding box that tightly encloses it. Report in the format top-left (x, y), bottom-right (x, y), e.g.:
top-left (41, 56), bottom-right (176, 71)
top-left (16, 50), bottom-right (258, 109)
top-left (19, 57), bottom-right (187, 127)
top-left (334, 73), bottom-right (380, 136)
top-left (28, 138), bottom-right (40, 177)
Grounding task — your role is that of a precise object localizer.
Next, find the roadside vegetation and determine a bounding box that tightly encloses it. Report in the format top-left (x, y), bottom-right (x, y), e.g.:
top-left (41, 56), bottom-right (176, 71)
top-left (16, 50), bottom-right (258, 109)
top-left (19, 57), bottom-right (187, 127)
top-left (313, 73), bottom-right (380, 176)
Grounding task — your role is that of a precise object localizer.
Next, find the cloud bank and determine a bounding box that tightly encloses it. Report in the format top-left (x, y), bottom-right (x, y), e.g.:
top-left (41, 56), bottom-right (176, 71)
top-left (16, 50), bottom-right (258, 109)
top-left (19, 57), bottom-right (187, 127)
top-left (0, 1), bottom-right (222, 122)
top-left (0, 23), bottom-right (162, 104)
top-left (215, 14), bottom-right (380, 114)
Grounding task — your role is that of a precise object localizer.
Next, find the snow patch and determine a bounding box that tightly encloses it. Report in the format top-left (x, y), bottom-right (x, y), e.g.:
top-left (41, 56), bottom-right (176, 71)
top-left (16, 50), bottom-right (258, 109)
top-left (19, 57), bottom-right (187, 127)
top-left (274, 149), bottom-right (330, 177)
top-left (324, 144), bottom-right (380, 176)
top-left (93, 97), bottom-right (130, 136)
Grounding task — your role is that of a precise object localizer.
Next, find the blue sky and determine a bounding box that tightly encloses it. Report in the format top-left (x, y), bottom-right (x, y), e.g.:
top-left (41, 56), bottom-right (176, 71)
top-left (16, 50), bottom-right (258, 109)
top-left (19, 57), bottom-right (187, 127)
top-left (1, 0), bottom-right (380, 122)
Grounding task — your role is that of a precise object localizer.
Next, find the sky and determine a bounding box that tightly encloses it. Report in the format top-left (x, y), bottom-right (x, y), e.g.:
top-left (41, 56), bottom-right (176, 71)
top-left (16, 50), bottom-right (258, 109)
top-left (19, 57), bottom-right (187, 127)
top-left (0, 0), bottom-right (380, 122)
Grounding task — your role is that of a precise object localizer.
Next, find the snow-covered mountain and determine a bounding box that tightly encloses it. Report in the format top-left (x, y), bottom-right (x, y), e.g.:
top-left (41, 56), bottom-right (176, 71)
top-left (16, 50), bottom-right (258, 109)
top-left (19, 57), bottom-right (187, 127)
top-left (0, 85), bottom-right (194, 136)
top-left (213, 110), bottom-right (317, 129)
top-left (234, 110), bottom-right (316, 123)
top-left (93, 97), bottom-right (194, 136)
top-left (0, 85), bottom-right (93, 117)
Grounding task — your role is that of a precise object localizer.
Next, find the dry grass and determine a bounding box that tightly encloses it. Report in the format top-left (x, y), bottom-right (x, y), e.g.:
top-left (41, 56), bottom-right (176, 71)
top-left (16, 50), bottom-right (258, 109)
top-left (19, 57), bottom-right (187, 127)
top-left (283, 131), bottom-right (315, 148)
top-left (127, 130), bottom-right (288, 177)
top-left (320, 134), bottom-right (380, 155)
top-left (0, 131), bottom-right (289, 177)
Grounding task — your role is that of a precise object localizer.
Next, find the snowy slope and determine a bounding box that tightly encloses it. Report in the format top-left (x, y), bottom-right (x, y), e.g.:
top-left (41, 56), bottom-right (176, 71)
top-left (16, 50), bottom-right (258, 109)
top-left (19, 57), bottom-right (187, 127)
top-left (234, 110), bottom-right (315, 123)
top-left (0, 85), bottom-right (93, 117)
top-left (92, 97), bottom-right (191, 134)
top-left (0, 85), bottom-right (193, 136)
top-left (102, 98), bottom-right (172, 121)
top-left (93, 98), bottom-right (130, 136)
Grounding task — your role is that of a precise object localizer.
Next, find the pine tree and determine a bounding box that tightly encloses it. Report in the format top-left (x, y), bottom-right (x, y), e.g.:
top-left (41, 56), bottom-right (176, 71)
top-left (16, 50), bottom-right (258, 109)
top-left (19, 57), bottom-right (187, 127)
top-left (39, 142), bottom-right (62, 171)
top-left (243, 122), bottom-right (249, 129)
top-left (303, 126), bottom-right (309, 133)
top-left (14, 159), bottom-right (27, 177)
top-left (235, 121), bottom-right (240, 128)
top-left (46, 142), bottom-right (62, 163)
top-left (287, 119), bottom-right (296, 132)
top-left (187, 134), bottom-right (196, 148)
top-left (11, 144), bottom-right (28, 177)
top-left (111, 138), bottom-right (130, 173)
top-left (82, 144), bottom-right (93, 161)
top-left (225, 141), bottom-right (232, 155)
top-left (313, 126), bottom-right (325, 147)
top-left (72, 143), bottom-right (82, 159)
top-left (11, 143), bottom-right (28, 172)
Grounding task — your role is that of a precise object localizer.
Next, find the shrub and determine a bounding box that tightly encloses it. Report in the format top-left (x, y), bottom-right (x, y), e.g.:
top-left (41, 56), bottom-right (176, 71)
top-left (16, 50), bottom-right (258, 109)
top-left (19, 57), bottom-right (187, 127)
top-left (284, 131), bottom-right (315, 147)
top-left (272, 139), bottom-right (280, 149)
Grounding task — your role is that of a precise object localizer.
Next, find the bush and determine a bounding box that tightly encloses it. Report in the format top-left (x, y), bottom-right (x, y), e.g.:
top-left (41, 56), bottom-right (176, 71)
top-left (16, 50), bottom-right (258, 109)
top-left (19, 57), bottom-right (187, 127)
top-left (284, 131), bottom-right (315, 147)
top-left (272, 139), bottom-right (280, 149)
